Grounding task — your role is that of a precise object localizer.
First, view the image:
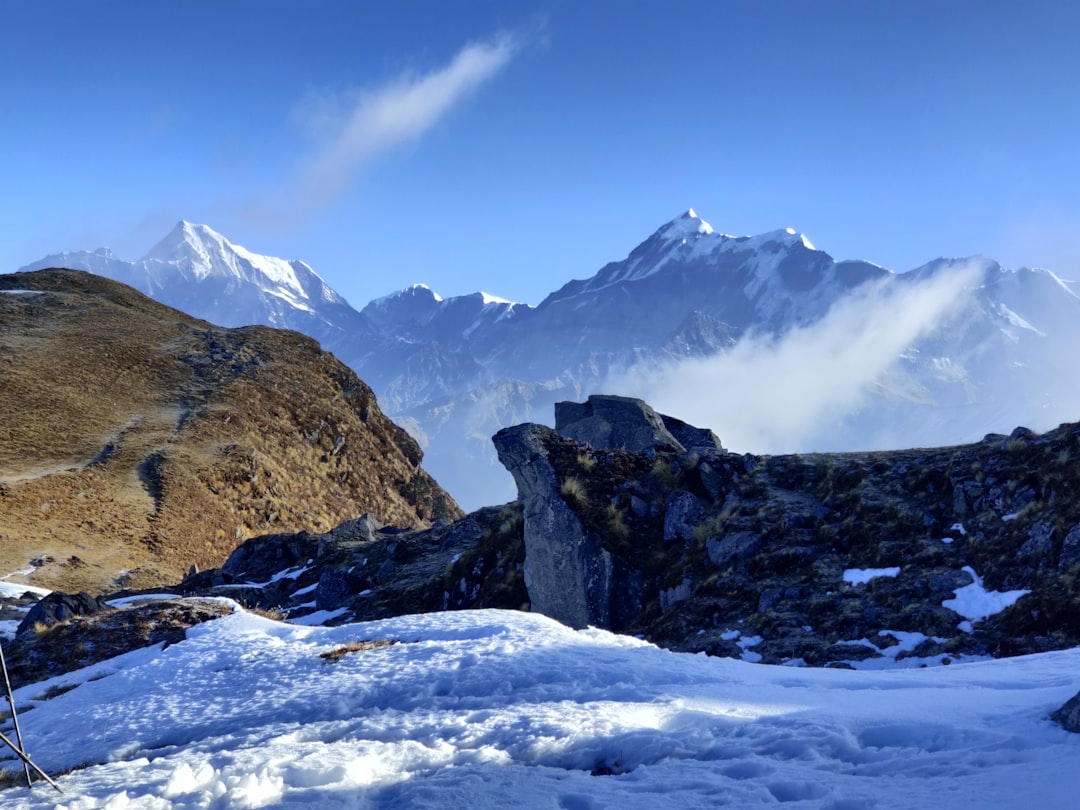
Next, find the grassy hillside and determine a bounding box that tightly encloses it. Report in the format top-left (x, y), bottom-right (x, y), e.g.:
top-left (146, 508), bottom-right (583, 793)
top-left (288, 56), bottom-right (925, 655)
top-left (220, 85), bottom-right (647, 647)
top-left (0, 268), bottom-right (460, 593)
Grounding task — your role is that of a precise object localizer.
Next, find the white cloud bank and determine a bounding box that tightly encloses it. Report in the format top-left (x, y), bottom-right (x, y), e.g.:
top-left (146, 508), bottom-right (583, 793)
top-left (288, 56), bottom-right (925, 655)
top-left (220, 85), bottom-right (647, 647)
top-left (294, 33), bottom-right (517, 210)
top-left (608, 264), bottom-right (983, 453)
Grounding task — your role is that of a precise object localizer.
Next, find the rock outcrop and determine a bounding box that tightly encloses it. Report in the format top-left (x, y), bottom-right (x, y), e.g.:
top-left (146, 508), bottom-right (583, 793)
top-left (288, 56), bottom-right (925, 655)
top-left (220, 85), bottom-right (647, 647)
top-left (495, 397), bottom-right (1080, 666)
top-left (553, 394), bottom-right (724, 455)
top-left (16, 591), bottom-right (112, 636)
top-left (2, 598), bottom-right (233, 689)
top-left (494, 424), bottom-right (621, 629)
top-left (9, 393), bottom-right (1080, 683)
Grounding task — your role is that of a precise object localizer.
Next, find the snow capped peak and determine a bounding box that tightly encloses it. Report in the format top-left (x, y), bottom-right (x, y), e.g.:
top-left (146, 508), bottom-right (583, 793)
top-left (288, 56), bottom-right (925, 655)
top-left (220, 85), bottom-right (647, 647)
top-left (143, 220), bottom-right (237, 264)
top-left (755, 227), bottom-right (816, 251)
top-left (136, 221), bottom-right (319, 302)
top-left (411, 283), bottom-right (444, 302)
top-left (480, 291), bottom-right (515, 306)
top-left (367, 283), bottom-right (444, 312)
top-left (657, 209), bottom-right (715, 241)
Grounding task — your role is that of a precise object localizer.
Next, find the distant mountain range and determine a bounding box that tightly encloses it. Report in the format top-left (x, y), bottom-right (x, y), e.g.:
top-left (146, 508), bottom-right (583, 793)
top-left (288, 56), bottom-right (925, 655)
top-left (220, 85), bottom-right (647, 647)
top-left (20, 210), bottom-right (1080, 509)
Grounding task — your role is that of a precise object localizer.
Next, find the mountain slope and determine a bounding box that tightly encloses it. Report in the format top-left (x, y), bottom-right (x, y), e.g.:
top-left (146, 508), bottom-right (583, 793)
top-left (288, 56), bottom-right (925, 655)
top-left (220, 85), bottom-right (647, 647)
top-left (0, 269), bottom-right (459, 594)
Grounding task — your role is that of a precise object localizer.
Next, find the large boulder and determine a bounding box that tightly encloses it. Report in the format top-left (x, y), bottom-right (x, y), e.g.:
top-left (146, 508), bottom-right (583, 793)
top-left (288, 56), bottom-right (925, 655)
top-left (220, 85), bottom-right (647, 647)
top-left (555, 394), bottom-right (686, 453)
top-left (16, 591), bottom-right (112, 636)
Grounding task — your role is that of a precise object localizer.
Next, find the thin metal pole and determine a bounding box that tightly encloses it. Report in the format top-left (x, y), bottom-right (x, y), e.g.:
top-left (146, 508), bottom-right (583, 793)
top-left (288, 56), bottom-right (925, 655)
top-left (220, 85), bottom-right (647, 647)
top-left (0, 638), bottom-right (32, 787)
top-left (0, 729), bottom-right (62, 792)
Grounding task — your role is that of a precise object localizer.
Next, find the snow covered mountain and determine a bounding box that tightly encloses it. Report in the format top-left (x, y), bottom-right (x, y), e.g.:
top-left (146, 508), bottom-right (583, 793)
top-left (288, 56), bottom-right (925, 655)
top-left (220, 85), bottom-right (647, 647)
top-left (19, 212), bottom-right (1080, 510)
top-left (20, 221), bottom-right (370, 360)
top-left (358, 211), bottom-right (1080, 507)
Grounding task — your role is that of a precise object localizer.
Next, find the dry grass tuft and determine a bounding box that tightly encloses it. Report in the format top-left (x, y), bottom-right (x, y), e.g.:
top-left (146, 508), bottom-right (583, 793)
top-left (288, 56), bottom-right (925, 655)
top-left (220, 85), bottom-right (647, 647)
top-left (320, 640), bottom-right (398, 662)
top-left (560, 476), bottom-right (588, 505)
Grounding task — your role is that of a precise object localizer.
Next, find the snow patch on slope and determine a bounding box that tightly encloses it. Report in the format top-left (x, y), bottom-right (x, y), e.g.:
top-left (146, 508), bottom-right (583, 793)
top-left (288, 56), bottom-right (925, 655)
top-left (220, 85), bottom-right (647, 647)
top-left (3, 606), bottom-right (1079, 808)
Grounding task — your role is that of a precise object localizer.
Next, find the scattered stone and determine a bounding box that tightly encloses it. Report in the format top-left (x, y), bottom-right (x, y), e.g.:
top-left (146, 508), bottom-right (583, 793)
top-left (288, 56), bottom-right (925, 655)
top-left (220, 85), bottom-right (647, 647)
top-left (1052, 691), bottom-right (1080, 733)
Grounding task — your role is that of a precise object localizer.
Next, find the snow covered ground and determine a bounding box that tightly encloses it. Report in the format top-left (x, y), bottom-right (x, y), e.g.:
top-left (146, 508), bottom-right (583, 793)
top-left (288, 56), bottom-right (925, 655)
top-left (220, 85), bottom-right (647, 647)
top-left (1, 605), bottom-right (1078, 809)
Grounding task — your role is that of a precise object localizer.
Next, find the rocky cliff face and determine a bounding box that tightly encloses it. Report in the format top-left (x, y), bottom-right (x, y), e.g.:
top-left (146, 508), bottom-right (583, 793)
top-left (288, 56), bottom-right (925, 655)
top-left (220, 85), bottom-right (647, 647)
top-left (53, 394), bottom-right (1078, 670)
top-left (0, 269), bottom-right (460, 594)
top-left (495, 396), bottom-right (1080, 667)
top-left (9, 393), bottom-right (1080, 721)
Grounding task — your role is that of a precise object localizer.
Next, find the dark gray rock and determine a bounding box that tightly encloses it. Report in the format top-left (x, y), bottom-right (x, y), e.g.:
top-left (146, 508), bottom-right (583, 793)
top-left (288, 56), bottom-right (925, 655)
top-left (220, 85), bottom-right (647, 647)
top-left (706, 531), bottom-right (762, 567)
top-left (660, 414), bottom-right (723, 453)
top-left (952, 484), bottom-right (968, 517)
top-left (1052, 691), bottom-right (1080, 733)
top-left (316, 565), bottom-right (365, 612)
top-left (16, 591), bottom-right (112, 636)
top-left (1060, 524), bottom-right (1080, 572)
top-left (317, 513), bottom-right (384, 557)
top-left (554, 394), bottom-right (684, 453)
top-left (1008, 426), bottom-right (1037, 443)
top-left (221, 530), bottom-right (313, 580)
top-left (659, 578), bottom-right (694, 612)
top-left (697, 460), bottom-right (731, 504)
top-left (494, 423), bottom-right (616, 629)
top-left (664, 490), bottom-right (704, 544)
top-left (928, 568), bottom-right (975, 598)
top-left (1019, 520), bottom-right (1054, 562)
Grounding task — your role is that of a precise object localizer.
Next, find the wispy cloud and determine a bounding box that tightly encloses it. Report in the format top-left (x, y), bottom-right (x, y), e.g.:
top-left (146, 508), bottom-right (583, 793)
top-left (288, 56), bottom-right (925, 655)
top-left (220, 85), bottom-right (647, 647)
top-left (292, 33), bottom-right (517, 213)
top-left (606, 264), bottom-right (983, 453)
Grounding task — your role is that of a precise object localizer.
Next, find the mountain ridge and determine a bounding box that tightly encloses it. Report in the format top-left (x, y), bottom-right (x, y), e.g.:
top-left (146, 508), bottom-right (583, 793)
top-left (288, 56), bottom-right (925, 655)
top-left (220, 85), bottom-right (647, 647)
top-left (18, 211), bottom-right (1080, 509)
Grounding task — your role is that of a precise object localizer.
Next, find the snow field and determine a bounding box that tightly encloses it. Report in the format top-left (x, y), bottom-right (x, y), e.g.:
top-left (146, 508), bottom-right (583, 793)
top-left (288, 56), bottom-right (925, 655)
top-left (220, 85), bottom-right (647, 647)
top-left (0, 606), bottom-right (1077, 808)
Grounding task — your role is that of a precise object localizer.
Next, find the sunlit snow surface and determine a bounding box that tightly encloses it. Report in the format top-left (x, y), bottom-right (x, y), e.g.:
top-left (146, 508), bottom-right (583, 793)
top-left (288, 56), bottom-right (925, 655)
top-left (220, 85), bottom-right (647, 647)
top-left (3, 607), bottom-right (1078, 809)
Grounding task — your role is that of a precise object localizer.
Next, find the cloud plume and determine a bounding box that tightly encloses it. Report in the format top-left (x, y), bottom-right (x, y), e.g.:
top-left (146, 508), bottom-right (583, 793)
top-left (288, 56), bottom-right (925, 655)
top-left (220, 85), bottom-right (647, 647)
top-left (294, 33), bottom-right (517, 211)
top-left (606, 264), bottom-right (984, 453)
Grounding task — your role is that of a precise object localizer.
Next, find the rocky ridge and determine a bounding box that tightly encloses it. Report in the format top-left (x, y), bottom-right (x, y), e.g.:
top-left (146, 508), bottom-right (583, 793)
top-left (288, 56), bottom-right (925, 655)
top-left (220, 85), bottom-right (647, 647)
top-left (0, 269), bottom-right (459, 594)
top-left (5, 395), bottom-right (1080, 724)
top-left (22, 395), bottom-right (1075, 667)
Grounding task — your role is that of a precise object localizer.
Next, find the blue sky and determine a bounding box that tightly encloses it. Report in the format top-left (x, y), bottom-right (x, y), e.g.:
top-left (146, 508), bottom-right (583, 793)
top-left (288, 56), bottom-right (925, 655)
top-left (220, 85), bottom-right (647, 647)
top-left (3, 0), bottom-right (1078, 308)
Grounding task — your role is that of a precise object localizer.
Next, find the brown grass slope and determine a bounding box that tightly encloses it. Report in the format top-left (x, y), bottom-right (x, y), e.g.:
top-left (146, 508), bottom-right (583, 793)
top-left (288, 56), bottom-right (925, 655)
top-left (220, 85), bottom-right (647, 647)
top-left (0, 268), bottom-right (461, 594)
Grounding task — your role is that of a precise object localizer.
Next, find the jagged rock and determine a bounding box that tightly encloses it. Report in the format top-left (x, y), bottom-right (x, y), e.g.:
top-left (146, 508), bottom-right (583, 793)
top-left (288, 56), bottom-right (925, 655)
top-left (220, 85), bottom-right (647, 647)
top-left (928, 568), bottom-right (975, 599)
top-left (317, 514), bottom-right (385, 557)
top-left (492, 399), bottom-right (1080, 665)
top-left (659, 579), bottom-right (694, 612)
top-left (664, 490), bottom-right (704, 544)
top-left (1018, 520), bottom-right (1055, 563)
top-left (493, 423), bottom-right (616, 629)
top-left (1060, 524), bottom-right (1080, 572)
top-left (952, 484), bottom-right (968, 517)
top-left (555, 394), bottom-right (685, 453)
top-left (706, 532), bottom-right (762, 567)
top-left (316, 566), bottom-right (366, 611)
top-left (698, 459), bottom-right (735, 504)
top-left (16, 591), bottom-right (111, 636)
top-left (1052, 692), bottom-right (1080, 733)
top-left (659, 414), bottom-right (723, 453)
top-left (221, 531), bottom-right (314, 582)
